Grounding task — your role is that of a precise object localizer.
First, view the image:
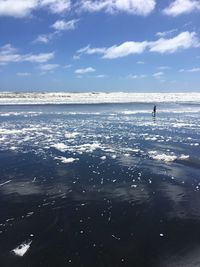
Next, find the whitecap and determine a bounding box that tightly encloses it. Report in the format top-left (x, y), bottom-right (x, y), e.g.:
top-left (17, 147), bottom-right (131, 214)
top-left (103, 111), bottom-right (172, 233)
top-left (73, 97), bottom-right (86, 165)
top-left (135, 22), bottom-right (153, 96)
top-left (1, 92), bottom-right (200, 105)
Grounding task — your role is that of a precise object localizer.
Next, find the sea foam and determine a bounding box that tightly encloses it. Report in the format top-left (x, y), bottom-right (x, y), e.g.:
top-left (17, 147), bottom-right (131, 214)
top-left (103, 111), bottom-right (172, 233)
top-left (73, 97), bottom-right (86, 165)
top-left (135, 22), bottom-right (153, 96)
top-left (12, 240), bottom-right (32, 257)
top-left (0, 92), bottom-right (200, 105)
top-left (148, 151), bottom-right (189, 162)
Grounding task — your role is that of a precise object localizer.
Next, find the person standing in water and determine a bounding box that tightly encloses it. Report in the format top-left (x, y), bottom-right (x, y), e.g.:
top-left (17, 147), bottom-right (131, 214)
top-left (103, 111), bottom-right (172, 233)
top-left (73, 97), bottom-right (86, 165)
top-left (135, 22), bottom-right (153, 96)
top-left (153, 105), bottom-right (156, 115)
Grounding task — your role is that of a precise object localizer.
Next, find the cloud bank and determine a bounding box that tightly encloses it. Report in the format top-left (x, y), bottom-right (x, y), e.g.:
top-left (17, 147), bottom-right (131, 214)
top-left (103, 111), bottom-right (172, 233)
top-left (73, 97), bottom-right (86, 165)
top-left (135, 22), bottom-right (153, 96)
top-left (34, 19), bottom-right (79, 44)
top-left (1, 0), bottom-right (200, 18)
top-left (75, 67), bottom-right (96, 74)
top-left (179, 67), bottom-right (200, 73)
top-left (163, 0), bottom-right (200, 16)
top-left (77, 31), bottom-right (200, 59)
top-left (149, 31), bottom-right (199, 53)
top-left (38, 64), bottom-right (59, 71)
top-left (51, 19), bottom-right (79, 31)
top-left (0, 44), bottom-right (54, 65)
top-left (0, 0), bottom-right (71, 17)
top-left (0, 0), bottom-right (156, 18)
top-left (78, 0), bottom-right (156, 16)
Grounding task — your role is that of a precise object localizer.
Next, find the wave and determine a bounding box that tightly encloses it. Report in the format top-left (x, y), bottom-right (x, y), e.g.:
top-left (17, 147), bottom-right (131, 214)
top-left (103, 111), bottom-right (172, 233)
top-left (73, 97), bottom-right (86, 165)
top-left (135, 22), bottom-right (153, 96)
top-left (0, 92), bottom-right (200, 105)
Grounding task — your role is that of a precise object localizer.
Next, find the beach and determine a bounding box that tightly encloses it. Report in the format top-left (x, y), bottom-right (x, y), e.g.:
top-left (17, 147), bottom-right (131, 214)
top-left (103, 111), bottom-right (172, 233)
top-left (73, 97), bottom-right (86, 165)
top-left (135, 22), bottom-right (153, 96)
top-left (0, 94), bottom-right (200, 266)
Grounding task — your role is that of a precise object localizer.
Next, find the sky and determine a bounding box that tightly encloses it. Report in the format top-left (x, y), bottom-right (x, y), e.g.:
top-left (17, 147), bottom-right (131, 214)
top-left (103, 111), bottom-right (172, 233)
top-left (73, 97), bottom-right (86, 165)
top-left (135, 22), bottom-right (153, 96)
top-left (0, 0), bottom-right (200, 92)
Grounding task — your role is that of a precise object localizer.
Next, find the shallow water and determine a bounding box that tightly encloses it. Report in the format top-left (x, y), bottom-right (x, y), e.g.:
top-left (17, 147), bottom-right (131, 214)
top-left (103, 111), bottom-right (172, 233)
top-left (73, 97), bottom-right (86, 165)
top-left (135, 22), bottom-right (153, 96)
top-left (0, 103), bottom-right (200, 267)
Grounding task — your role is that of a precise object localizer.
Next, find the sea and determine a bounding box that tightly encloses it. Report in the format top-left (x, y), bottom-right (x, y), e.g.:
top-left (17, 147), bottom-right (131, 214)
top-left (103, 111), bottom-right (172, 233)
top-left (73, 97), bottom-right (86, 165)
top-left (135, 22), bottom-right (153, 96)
top-left (0, 92), bottom-right (200, 267)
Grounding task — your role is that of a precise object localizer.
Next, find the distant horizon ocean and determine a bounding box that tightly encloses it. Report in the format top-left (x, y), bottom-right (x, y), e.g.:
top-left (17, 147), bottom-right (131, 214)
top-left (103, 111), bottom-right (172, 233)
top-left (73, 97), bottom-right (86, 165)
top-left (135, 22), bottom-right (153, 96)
top-left (0, 92), bottom-right (200, 105)
top-left (0, 96), bottom-right (200, 266)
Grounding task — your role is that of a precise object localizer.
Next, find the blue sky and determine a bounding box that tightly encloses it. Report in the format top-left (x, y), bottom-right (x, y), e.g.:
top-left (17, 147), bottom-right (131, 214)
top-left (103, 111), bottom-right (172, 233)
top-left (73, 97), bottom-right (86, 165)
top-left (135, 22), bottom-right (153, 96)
top-left (0, 0), bottom-right (200, 92)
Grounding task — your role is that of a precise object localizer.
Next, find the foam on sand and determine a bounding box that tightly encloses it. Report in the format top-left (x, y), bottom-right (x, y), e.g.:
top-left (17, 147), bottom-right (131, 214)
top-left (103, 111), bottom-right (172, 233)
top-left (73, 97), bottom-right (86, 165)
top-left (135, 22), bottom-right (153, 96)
top-left (0, 129), bottom-right (21, 135)
top-left (179, 154), bottom-right (190, 160)
top-left (151, 154), bottom-right (177, 162)
top-left (51, 142), bottom-right (103, 154)
top-left (148, 151), bottom-right (189, 162)
top-left (64, 132), bottom-right (79, 139)
top-left (0, 180), bottom-right (12, 187)
top-left (73, 143), bottom-right (103, 153)
top-left (51, 143), bottom-right (68, 152)
top-left (11, 240), bottom-right (32, 257)
top-left (55, 156), bottom-right (79, 163)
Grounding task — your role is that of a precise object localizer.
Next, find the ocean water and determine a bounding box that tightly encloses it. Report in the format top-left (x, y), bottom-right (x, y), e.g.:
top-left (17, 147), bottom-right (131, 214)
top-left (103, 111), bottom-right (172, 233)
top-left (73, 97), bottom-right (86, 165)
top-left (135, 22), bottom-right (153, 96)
top-left (0, 102), bottom-right (200, 267)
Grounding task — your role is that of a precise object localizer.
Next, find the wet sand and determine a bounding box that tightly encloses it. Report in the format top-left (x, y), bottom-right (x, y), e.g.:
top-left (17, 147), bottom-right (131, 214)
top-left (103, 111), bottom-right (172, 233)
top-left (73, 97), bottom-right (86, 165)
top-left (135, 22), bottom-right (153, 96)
top-left (0, 102), bottom-right (200, 266)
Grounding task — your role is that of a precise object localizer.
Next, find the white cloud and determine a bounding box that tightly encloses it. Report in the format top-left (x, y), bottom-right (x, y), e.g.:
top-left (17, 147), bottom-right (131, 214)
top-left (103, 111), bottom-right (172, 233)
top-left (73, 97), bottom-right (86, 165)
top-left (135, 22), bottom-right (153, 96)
top-left (75, 45), bottom-right (106, 59)
top-left (40, 0), bottom-right (71, 14)
top-left (73, 54), bottom-right (81, 60)
top-left (77, 45), bottom-right (106, 55)
top-left (51, 19), bottom-right (79, 31)
top-left (77, 31), bottom-right (200, 59)
top-left (24, 53), bottom-right (54, 63)
top-left (63, 64), bottom-right (72, 68)
top-left (179, 67), bottom-right (200, 72)
top-left (79, 0), bottom-right (109, 12)
top-left (128, 74), bottom-right (146, 79)
top-left (0, 44), bottom-right (54, 65)
top-left (0, 0), bottom-right (156, 18)
top-left (163, 0), bottom-right (200, 16)
top-left (38, 64), bottom-right (59, 71)
top-left (0, 44), bottom-right (16, 54)
top-left (0, 0), bottom-right (71, 18)
top-left (158, 66), bottom-right (170, 70)
top-left (79, 0), bottom-right (156, 16)
top-left (33, 33), bottom-right (56, 44)
top-left (155, 29), bottom-right (178, 37)
top-left (136, 61), bottom-right (145, 64)
top-left (153, 72), bottom-right (164, 78)
top-left (104, 41), bottom-right (148, 59)
top-left (149, 31), bottom-right (200, 53)
top-left (16, 72), bottom-right (31, 76)
top-left (34, 19), bottom-right (78, 44)
top-left (0, 0), bottom-right (37, 17)
top-left (75, 67), bottom-right (96, 74)
top-left (0, 44), bottom-right (21, 65)
top-left (34, 35), bottom-right (50, 44)
top-left (77, 41), bottom-right (148, 59)
top-left (96, 74), bottom-right (106, 78)
top-left (187, 67), bottom-right (200, 72)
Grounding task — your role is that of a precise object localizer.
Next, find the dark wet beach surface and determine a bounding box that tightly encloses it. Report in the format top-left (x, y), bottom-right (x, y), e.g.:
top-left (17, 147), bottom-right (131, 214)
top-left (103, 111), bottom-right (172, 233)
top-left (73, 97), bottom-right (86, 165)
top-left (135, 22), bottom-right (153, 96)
top-left (0, 103), bottom-right (200, 266)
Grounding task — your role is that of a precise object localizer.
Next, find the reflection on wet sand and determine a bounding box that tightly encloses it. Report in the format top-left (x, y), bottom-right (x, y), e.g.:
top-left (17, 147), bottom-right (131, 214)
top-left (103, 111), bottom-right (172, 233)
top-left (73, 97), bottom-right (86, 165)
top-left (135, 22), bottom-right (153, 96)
top-left (0, 103), bottom-right (200, 266)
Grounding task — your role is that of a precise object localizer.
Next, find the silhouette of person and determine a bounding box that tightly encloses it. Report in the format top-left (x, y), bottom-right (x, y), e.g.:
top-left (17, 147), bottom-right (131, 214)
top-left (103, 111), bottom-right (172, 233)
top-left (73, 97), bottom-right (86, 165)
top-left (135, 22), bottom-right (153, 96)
top-left (152, 105), bottom-right (156, 115)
